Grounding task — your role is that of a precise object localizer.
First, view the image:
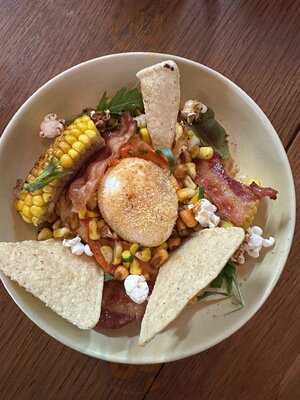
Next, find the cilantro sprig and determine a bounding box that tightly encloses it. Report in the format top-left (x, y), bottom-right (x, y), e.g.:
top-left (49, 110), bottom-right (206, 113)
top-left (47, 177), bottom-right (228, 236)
top-left (97, 87), bottom-right (144, 116)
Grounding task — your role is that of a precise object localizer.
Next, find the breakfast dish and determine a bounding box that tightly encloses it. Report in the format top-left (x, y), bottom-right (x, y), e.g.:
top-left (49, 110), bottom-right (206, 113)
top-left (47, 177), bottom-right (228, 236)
top-left (0, 60), bottom-right (278, 345)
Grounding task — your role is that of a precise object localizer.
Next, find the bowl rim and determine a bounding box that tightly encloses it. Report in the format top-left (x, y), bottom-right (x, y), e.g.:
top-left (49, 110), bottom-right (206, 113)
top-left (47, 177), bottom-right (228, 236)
top-left (0, 52), bottom-right (296, 364)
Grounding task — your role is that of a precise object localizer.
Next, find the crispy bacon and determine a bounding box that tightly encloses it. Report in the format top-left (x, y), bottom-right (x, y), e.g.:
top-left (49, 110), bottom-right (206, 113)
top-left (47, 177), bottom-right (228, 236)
top-left (94, 281), bottom-right (147, 330)
top-left (68, 113), bottom-right (135, 212)
top-left (195, 154), bottom-right (278, 227)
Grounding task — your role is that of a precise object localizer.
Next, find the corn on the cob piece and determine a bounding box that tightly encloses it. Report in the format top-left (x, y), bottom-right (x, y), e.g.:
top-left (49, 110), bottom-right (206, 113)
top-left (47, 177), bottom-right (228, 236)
top-left (16, 115), bottom-right (104, 226)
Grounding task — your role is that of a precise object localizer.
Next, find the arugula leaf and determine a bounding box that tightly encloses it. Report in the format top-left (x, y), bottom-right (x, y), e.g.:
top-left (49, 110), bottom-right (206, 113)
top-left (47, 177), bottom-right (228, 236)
top-left (24, 159), bottom-right (69, 192)
top-left (156, 148), bottom-right (176, 172)
top-left (97, 87), bottom-right (144, 116)
top-left (197, 290), bottom-right (230, 301)
top-left (211, 261), bottom-right (236, 293)
top-left (198, 186), bottom-right (205, 199)
top-left (192, 107), bottom-right (230, 159)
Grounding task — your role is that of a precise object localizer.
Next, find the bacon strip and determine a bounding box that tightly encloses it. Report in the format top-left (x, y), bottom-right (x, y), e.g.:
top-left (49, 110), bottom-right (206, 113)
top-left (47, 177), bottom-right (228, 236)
top-left (68, 113), bottom-right (136, 212)
top-left (94, 281), bottom-right (147, 330)
top-left (195, 155), bottom-right (278, 227)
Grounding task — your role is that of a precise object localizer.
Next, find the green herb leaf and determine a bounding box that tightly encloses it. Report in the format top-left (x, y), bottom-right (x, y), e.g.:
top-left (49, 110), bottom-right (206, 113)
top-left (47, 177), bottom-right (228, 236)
top-left (192, 107), bottom-right (230, 159)
top-left (104, 273), bottom-right (114, 282)
top-left (156, 148), bottom-right (176, 172)
top-left (97, 87), bottom-right (144, 116)
top-left (197, 290), bottom-right (230, 301)
top-left (24, 159), bottom-right (69, 192)
top-left (198, 186), bottom-right (205, 199)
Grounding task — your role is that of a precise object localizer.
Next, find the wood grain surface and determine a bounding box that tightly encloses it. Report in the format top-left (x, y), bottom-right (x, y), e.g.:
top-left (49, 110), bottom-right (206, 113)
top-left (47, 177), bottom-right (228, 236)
top-left (0, 0), bottom-right (299, 399)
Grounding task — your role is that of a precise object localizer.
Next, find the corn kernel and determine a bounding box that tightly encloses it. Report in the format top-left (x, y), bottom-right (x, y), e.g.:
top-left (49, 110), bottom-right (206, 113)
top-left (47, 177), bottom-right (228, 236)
top-left (130, 258), bottom-right (142, 275)
top-left (175, 122), bottom-right (183, 137)
top-left (16, 199), bottom-right (24, 211)
top-left (184, 175), bottom-right (197, 189)
top-left (77, 122), bottom-right (87, 131)
top-left (179, 209), bottom-right (197, 228)
top-left (42, 185), bottom-right (53, 194)
top-left (113, 242), bottom-right (123, 265)
top-left (42, 193), bottom-right (52, 203)
top-left (22, 205), bottom-right (32, 218)
top-left (100, 245), bottom-right (113, 264)
top-left (85, 129), bottom-right (97, 140)
top-left (24, 193), bottom-right (33, 206)
top-left (191, 193), bottom-right (200, 204)
top-left (21, 214), bottom-right (32, 224)
top-left (53, 227), bottom-right (71, 239)
top-left (122, 250), bottom-right (133, 262)
top-left (123, 262), bottom-right (131, 269)
top-left (52, 219), bottom-right (62, 230)
top-left (70, 128), bottom-right (81, 137)
top-left (37, 227), bottom-right (53, 241)
top-left (130, 243), bottom-right (139, 255)
top-left (31, 205), bottom-right (45, 218)
top-left (88, 219), bottom-right (100, 240)
top-left (49, 179), bottom-right (59, 187)
top-left (60, 154), bottom-right (74, 169)
top-left (78, 134), bottom-right (91, 146)
top-left (221, 221), bottom-right (234, 229)
top-left (81, 115), bottom-right (90, 122)
top-left (59, 141), bottom-right (71, 153)
top-left (158, 242), bottom-right (168, 250)
top-left (186, 162), bottom-right (196, 179)
top-left (177, 188), bottom-right (196, 202)
top-left (190, 145), bottom-right (200, 159)
top-left (198, 146), bottom-right (214, 160)
top-left (72, 141), bottom-right (86, 153)
top-left (244, 177), bottom-right (262, 186)
top-left (32, 217), bottom-right (40, 226)
top-left (86, 210), bottom-right (99, 218)
top-left (54, 149), bottom-right (64, 158)
top-left (135, 248), bottom-right (151, 262)
top-left (32, 195), bottom-right (44, 207)
top-left (68, 148), bottom-right (80, 160)
top-left (65, 134), bottom-right (77, 145)
top-left (151, 248), bottom-right (169, 268)
top-left (87, 121), bottom-right (96, 129)
top-left (139, 128), bottom-right (151, 144)
top-left (78, 210), bottom-right (86, 219)
top-left (114, 265), bottom-right (129, 280)
top-left (18, 192), bottom-right (27, 200)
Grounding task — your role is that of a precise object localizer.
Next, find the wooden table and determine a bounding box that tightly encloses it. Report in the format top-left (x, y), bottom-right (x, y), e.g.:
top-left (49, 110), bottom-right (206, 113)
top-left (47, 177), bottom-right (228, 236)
top-left (0, 1), bottom-right (299, 399)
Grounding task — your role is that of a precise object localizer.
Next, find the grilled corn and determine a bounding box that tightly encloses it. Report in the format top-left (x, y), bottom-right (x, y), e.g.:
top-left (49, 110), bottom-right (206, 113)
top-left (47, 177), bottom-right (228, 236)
top-left (16, 115), bottom-right (103, 226)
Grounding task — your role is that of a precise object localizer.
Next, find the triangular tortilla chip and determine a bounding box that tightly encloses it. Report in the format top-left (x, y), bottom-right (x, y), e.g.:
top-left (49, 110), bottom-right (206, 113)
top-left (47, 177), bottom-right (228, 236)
top-left (137, 60), bottom-right (180, 149)
top-left (139, 227), bottom-right (244, 345)
top-left (0, 239), bottom-right (103, 329)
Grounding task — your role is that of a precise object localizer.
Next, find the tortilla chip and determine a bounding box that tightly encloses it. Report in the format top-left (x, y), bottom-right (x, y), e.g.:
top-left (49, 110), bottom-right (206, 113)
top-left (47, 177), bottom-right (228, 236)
top-left (137, 60), bottom-right (180, 149)
top-left (0, 239), bottom-right (104, 329)
top-left (139, 227), bottom-right (245, 345)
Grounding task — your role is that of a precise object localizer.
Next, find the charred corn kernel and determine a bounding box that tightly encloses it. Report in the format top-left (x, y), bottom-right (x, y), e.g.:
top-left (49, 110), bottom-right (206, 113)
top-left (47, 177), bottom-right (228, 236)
top-left (113, 242), bottom-right (123, 265)
top-left (186, 162), bottom-right (196, 179)
top-left (86, 195), bottom-right (98, 211)
top-left (100, 245), bottom-right (113, 264)
top-left (72, 141), bottom-right (86, 153)
top-left (60, 154), bottom-right (74, 169)
top-left (122, 250), bottom-right (133, 263)
top-left (78, 134), bottom-right (91, 146)
top-left (190, 145), bottom-right (201, 159)
top-left (32, 195), bottom-right (44, 207)
top-left (53, 227), bottom-right (71, 239)
top-left (184, 175), bottom-right (197, 189)
top-left (42, 193), bottom-right (52, 203)
top-left (52, 219), bottom-right (62, 230)
top-left (176, 218), bottom-right (189, 237)
top-left (58, 141), bottom-right (71, 153)
top-left (151, 248), bottom-right (169, 268)
top-left (114, 265), bottom-right (129, 280)
top-left (37, 227), bottom-right (53, 241)
top-left (139, 128), bottom-right (151, 144)
top-left (167, 237), bottom-right (181, 250)
top-left (22, 205), bottom-right (32, 218)
top-left (86, 210), bottom-right (99, 218)
top-left (177, 188), bottom-right (196, 202)
top-left (24, 193), bottom-right (33, 206)
top-left (16, 199), bottom-right (24, 211)
top-left (54, 149), bottom-right (64, 158)
top-left (174, 164), bottom-right (188, 179)
top-left (65, 134), bottom-right (77, 145)
top-left (175, 122), bottom-right (183, 137)
top-left (135, 248), bottom-right (151, 262)
top-left (31, 205), bottom-right (46, 218)
top-left (221, 221), bottom-right (234, 228)
top-left (179, 209), bottom-right (197, 228)
top-left (78, 210), bottom-right (87, 219)
top-left (16, 115), bottom-right (101, 226)
top-left (130, 258), bottom-right (142, 275)
top-left (198, 146), bottom-right (214, 160)
top-left (68, 148), bottom-right (80, 160)
top-left (130, 243), bottom-right (139, 255)
top-left (88, 219), bottom-right (100, 240)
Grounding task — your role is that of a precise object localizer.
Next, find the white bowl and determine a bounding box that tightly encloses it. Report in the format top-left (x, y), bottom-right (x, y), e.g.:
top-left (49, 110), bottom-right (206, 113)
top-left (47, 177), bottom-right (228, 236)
top-left (0, 53), bottom-right (295, 364)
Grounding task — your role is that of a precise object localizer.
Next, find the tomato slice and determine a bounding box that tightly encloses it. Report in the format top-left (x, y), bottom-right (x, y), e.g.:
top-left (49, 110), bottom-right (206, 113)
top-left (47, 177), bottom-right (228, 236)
top-left (119, 140), bottom-right (168, 169)
top-left (87, 239), bottom-right (115, 275)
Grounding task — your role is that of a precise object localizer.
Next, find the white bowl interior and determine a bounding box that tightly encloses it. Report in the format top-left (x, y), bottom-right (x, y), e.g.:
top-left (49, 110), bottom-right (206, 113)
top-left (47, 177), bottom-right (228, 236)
top-left (0, 53), bottom-right (295, 363)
